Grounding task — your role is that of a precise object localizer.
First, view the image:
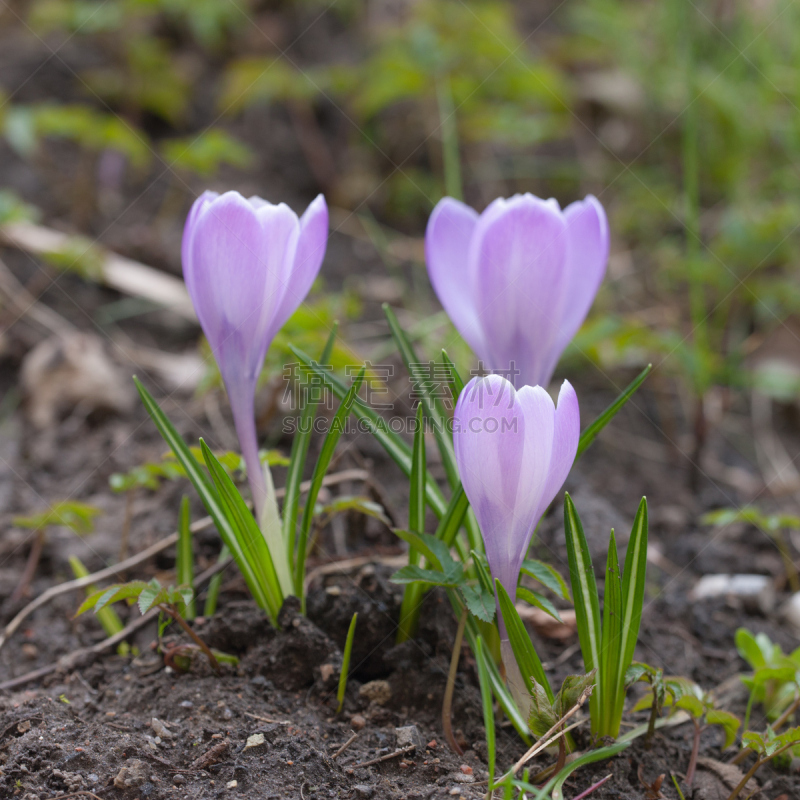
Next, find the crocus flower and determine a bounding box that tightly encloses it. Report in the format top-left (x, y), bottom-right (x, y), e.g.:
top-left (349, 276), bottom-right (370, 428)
top-left (426, 193), bottom-right (608, 389)
top-left (453, 373), bottom-right (579, 712)
top-left (182, 190), bottom-right (328, 519)
top-left (453, 373), bottom-right (580, 599)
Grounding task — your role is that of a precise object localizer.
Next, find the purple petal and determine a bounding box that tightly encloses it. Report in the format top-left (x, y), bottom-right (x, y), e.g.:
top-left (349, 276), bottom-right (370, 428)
top-left (454, 375), bottom-right (557, 594)
top-left (267, 194), bottom-right (329, 341)
top-left (472, 194), bottom-right (568, 388)
top-left (425, 198), bottom-right (484, 355)
top-left (182, 190), bottom-right (218, 301)
top-left (188, 191), bottom-right (299, 379)
top-left (543, 195), bottom-right (609, 380)
top-left (536, 380), bottom-right (580, 521)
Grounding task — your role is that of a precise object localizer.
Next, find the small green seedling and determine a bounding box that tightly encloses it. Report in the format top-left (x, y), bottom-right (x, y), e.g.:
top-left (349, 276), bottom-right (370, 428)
top-left (528, 671), bottom-right (597, 772)
top-left (337, 612), bottom-right (357, 713)
top-left (77, 578), bottom-right (223, 673)
top-left (729, 727), bottom-right (800, 800)
top-left (633, 677), bottom-right (740, 788)
top-left (68, 556), bottom-right (132, 656)
top-left (625, 662), bottom-right (666, 749)
top-left (12, 500), bottom-right (102, 602)
top-left (735, 627), bottom-right (800, 726)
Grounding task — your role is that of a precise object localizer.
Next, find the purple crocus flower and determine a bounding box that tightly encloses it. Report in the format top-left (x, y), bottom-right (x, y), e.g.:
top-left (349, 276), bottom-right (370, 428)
top-left (426, 193), bottom-right (608, 389)
top-left (454, 373), bottom-right (579, 713)
top-left (453, 373), bottom-right (580, 601)
top-left (182, 190), bottom-right (328, 519)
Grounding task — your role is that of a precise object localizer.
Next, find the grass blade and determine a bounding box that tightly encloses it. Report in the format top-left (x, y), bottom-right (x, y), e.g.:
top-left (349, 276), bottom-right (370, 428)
top-left (576, 364), bottom-right (652, 458)
top-left (337, 612), bottom-right (358, 713)
top-left (200, 440), bottom-right (283, 620)
top-left (203, 544), bottom-right (229, 618)
top-left (616, 498), bottom-right (649, 723)
top-left (294, 367), bottom-right (366, 602)
top-left (134, 378), bottom-right (272, 612)
top-left (283, 324), bottom-right (338, 559)
top-left (176, 495), bottom-right (196, 620)
top-left (383, 303), bottom-right (458, 489)
top-left (288, 345), bottom-right (448, 516)
top-left (474, 636), bottom-right (496, 789)
top-left (496, 580), bottom-right (553, 701)
top-left (564, 493), bottom-right (603, 730)
top-left (397, 404), bottom-right (428, 642)
top-left (600, 531), bottom-right (622, 738)
top-left (440, 349), bottom-right (464, 402)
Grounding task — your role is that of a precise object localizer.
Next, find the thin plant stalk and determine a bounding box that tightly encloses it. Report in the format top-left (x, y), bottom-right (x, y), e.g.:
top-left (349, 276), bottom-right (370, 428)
top-left (176, 496), bottom-right (196, 620)
top-left (436, 74), bottom-right (462, 201)
top-left (572, 774), bottom-right (613, 800)
top-left (685, 718), bottom-right (703, 788)
top-left (442, 607), bottom-right (467, 755)
top-left (726, 740), bottom-right (798, 800)
top-left (160, 604), bottom-right (220, 673)
top-left (337, 612), bottom-right (357, 714)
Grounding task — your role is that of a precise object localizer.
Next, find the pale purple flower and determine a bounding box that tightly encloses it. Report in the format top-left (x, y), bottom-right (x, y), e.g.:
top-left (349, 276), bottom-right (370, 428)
top-left (453, 374), bottom-right (580, 601)
top-left (426, 193), bottom-right (608, 389)
top-left (182, 190), bottom-right (328, 518)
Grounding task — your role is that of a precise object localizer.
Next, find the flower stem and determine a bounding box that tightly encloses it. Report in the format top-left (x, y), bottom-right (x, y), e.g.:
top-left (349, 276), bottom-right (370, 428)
top-left (443, 607), bottom-right (468, 755)
top-left (229, 389), bottom-right (266, 522)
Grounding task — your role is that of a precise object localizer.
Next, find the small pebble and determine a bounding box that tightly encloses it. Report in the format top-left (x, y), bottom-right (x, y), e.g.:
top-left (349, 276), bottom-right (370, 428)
top-left (173, 775), bottom-right (186, 786)
top-left (359, 680), bottom-right (391, 706)
top-left (227, 779), bottom-right (238, 788)
top-left (460, 765), bottom-right (473, 775)
top-left (350, 715), bottom-right (366, 731)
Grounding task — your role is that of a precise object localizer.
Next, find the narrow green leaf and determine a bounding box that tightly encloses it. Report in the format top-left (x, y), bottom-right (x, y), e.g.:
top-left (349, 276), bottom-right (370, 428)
top-left (516, 586), bottom-right (563, 624)
top-left (474, 636), bottom-right (496, 789)
top-left (295, 367), bottom-right (366, 600)
top-left (520, 559), bottom-right (571, 601)
top-left (200, 439), bottom-right (283, 620)
top-left (203, 544), bottom-right (229, 618)
top-left (391, 564), bottom-right (462, 586)
top-left (393, 529), bottom-right (461, 580)
top-left (600, 531), bottom-right (623, 738)
top-left (283, 324), bottom-right (338, 558)
top-left (77, 581), bottom-right (150, 615)
top-left (471, 551), bottom-right (494, 596)
top-left (617, 498), bottom-right (649, 724)
top-left (576, 364), bottom-right (652, 458)
top-left (176, 495), bottom-right (196, 620)
top-left (288, 346), bottom-right (448, 516)
top-left (563, 493), bottom-right (603, 731)
top-left (496, 580), bottom-right (553, 701)
top-left (546, 742), bottom-right (630, 800)
top-left (383, 303), bottom-right (458, 489)
top-left (69, 557), bottom-right (128, 653)
top-left (409, 403), bottom-right (426, 535)
top-left (441, 349), bottom-right (464, 403)
top-left (337, 612), bottom-right (357, 713)
top-left (134, 378), bottom-right (273, 616)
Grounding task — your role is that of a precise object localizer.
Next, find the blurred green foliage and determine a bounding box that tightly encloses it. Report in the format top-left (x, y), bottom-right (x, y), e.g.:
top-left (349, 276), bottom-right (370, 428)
top-left (1, 0), bottom-right (799, 403)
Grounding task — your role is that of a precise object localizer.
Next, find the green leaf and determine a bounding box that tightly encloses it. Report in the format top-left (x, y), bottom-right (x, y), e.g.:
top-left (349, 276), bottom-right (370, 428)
top-left (618, 498), bottom-right (649, 703)
top-left (546, 742), bottom-right (630, 800)
top-left (337, 612), bottom-right (358, 713)
top-left (495, 580), bottom-right (553, 701)
top-left (520, 559), bottom-right (571, 601)
top-left (735, 627), bottom-right (770, 670)
top-left (176, 495), bottom-right (195, 620)
top-left (440, 349), bottom-right (464, 403)
top-left (283, 325), bottom-right (338, 558)
top-left (555, 670), bottom-right (597, 717)
top-left (563, 493), bottom-right (602, 730)
top-left (409, 402), bottom-right (426, 535)
top-left (383, 304), bottom-right (458, 490)
top-left (134, 377), bottom-right (276, 618)
top-left (675, 694), bottom-right (705, 718)
top-left (460, 585), bottom-right (495, 622)
top-left (137, 583), bottom-right (164, 615)
top-left (391, 564), bottom-right (463, 586)
top-left (706, 709), bottom-right (741, 749)
top-left (434, 484), bottom-right (470, 547)
top-left (200, 439), bottom-right (284, 619)
top-left (76, 581), bottom-right (149, 616)
top-left (14, 500), bottom-right (101, 535)
top-left (288, 346), bottom-right (448, 516)
top-left (516, 586), bottom-right (563, 623)
top-left (528, 679), bottom-right (559, 737)
top-left (393, 529), bottom-right (461, 582)
top-left (576, 364), bottom-right (652, 458)
top-left (624, 663), bottom-right (650, 686)
top-left (471, 551), bottom-right (494, 597)
top-left (295, 367), bottom-right (366, 599)
top-left (600, 530), bottom-right (623, 738)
